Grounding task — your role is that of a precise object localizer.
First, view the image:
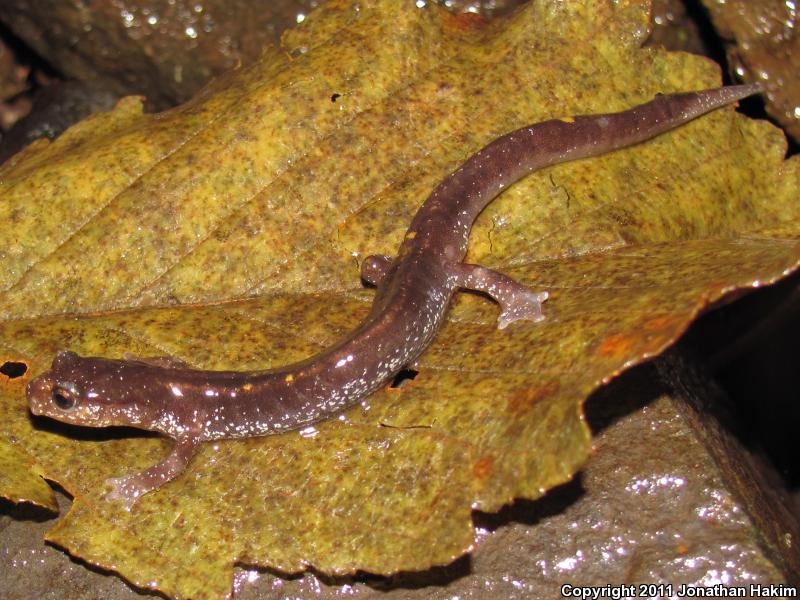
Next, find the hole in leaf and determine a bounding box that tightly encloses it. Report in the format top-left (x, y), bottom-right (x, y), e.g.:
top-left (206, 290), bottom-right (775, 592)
top-left (330, 93), bottom-right (341, 102)
top-left (390, 368), bottom-right (418, 388)
top-left (1, 361), bottom-right (27, 379)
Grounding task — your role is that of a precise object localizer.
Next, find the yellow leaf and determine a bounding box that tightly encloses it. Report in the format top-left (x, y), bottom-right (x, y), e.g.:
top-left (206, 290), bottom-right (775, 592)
top-left (1, 0), bottom-right (798, 598)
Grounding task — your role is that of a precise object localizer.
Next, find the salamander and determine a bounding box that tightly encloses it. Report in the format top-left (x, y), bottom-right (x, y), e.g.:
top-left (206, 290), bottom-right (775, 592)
top-left (27, 84), bottom-right (761, 509)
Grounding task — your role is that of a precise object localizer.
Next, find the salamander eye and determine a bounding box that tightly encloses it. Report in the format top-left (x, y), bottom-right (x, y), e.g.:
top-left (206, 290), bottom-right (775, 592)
top-left (52, 381), bottom-right (79, 411)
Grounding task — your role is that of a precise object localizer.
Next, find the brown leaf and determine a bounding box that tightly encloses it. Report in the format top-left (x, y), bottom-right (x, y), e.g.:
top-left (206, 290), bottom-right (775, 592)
top-left (0, 0), bottom-right (798, 598)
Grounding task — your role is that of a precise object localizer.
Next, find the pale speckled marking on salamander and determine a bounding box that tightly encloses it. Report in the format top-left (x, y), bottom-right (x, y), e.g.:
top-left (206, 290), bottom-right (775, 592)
top-left (27, 85), bottom-right (761, 509)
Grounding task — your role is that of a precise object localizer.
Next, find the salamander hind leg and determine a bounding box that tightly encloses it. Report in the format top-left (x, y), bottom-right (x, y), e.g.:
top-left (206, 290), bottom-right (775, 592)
top-left (361, 255), bottom-right (393, 286)
top-left (450, 263), bottom-right (549, 329)
top-left (105, 436), bottom-right (199, 510)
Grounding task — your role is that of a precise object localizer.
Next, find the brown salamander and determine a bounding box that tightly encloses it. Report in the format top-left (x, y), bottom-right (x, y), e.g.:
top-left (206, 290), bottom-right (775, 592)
top-left (27, 84), bottom-right (761, 508)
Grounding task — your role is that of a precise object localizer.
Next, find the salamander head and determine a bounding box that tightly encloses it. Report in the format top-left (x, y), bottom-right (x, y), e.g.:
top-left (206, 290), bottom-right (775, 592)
top-left (27, 351), bottom-right (164, 431)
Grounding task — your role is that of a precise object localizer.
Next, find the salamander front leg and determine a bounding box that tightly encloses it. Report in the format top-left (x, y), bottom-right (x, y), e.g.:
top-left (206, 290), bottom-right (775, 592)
top-left (361, 254), bottom-right (393, 285)
top-left (105, 435), bottom-right (200, 510)
top-left (450, 263), bottom-right (549, 329)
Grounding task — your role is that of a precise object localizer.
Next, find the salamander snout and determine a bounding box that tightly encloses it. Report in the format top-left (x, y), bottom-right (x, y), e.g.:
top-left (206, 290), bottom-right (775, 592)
top-left (27, 373), bottom-right (80, 416)
top-left (26, 372), bottom-right (57, 416)
top-left (27, 370), bottom-right (113, 426)
top-left (27, 363), bottom-right (100, 425)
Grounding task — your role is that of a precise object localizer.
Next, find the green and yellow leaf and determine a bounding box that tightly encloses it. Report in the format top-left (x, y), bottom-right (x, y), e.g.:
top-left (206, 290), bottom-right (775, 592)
top-left (0, 0), bottom-right (797, 598)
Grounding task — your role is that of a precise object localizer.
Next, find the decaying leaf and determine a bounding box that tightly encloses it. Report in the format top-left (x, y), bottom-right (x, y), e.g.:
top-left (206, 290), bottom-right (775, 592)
top-left (0, 0), bottom-right (798, 598)
top-left (0, 432), bottom-right (56, 510)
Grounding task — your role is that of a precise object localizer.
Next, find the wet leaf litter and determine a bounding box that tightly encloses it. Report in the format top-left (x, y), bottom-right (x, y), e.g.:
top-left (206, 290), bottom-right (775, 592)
top-left (1, 0), bottom-right (799, 598)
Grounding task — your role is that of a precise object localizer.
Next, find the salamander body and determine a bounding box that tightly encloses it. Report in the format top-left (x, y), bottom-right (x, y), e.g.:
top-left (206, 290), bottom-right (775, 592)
top-left (27, 84), bottom-right (761, 508)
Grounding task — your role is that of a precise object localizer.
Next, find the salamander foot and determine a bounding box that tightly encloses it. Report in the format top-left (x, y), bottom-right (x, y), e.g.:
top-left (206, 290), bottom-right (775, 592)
top-left (105, 474), bottom-right (146, 511)
top-left (450, 262), bottom-right (548, 328)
